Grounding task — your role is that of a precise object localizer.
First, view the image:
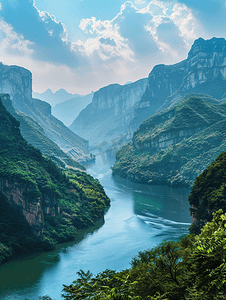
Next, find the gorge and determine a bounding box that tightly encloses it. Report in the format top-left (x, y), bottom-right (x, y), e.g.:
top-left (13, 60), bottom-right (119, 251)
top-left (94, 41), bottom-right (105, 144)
top-left (1, 37), bottom-right (226, 299)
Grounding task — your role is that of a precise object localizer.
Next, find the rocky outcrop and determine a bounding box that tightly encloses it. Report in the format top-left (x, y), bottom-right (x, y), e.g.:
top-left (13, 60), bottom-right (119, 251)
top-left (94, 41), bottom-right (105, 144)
top-left (0, 63), bottom-right (91, 162)
top-left (131, 37), bottom-right (226, 130)
top-left (0, 178), bottom-right (44, 237)
top-left (112, 95), bottom-right (226, 187)
top-left (0, 63), bottom-right (32, 114)
top-left (0, 94), bottom-right (84, 169)
top-left (70, 78), bottom-right (148, 147)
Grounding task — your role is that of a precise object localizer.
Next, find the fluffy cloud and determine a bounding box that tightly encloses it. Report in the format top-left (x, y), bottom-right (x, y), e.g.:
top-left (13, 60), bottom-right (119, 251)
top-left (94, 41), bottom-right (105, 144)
top-left (0, 0), bottom-right (206, 94)
top-left (0, 0), bottom-right (86, 67)
top-left (78, 0), bottom-right (203, 63)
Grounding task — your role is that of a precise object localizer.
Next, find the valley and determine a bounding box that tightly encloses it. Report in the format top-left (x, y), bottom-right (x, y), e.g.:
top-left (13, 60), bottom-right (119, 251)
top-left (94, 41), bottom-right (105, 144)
top-left (1, 36), bottom-right (226, 299)
top-left (0, 156), bottom-right (191, 300)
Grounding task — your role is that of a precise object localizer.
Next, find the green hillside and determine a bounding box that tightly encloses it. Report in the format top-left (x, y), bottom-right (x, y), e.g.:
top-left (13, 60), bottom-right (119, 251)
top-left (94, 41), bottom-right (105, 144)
top-left (1, 94), bottom-right (84, 170)
top-left (189, 150), bottom-right (226, 234)
top-left (0, 97), bottom-right (110, 264)
top-left (112, 95), bottom-right (226, 187)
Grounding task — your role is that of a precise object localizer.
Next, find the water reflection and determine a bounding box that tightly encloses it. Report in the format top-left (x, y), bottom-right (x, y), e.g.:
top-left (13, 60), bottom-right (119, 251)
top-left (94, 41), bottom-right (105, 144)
top-left (0, 156), bottom-right (192, 300)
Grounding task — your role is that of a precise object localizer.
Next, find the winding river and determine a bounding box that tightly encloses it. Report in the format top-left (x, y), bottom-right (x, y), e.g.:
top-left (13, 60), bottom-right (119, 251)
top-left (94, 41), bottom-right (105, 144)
top-left (0, 156), bottom-right (192, 299)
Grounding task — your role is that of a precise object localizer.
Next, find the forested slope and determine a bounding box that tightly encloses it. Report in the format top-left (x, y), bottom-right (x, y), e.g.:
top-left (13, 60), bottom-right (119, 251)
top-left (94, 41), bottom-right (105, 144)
top-left (0, 96), bottom-right (110, 264)
top-left (112, 95), bottom-right (226, 187)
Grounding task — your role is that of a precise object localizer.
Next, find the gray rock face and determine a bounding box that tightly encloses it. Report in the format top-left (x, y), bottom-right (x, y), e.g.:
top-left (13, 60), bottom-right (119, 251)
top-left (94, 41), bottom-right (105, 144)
top-left (70, 78), bottom-right (148, 147)
top-left (131, 37), bottom-right (226, 130)
top-left (0, 63), bottom-right (33, 114)
top-left (0, 63), bottom-right (91, 162)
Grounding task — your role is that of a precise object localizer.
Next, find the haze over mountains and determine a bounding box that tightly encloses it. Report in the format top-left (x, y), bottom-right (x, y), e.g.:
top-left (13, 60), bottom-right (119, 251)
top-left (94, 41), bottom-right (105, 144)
top-left (52, 92), bottom-right (94, 126)
top-left (32, 89), bottom-right (79, 106)
top-left (0, 63), bottom-right (91, 163)
top-left (69, 38), bottom-right (226, 153)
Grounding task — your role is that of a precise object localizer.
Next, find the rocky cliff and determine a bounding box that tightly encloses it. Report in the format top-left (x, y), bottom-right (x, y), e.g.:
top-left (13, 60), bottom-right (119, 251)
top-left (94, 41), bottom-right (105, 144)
top-left (0, 97), bottom-right (110, 263)
top-left (70, 78), bottom-right (148, 147)
top-left (0, 63), bottom-right (91, 162)
top-left (0, 63), bottom-right (33, 114)
top-left (131, 37), bottom-right (226, 130)
top-left (1, 94), bottom-right (84, 169)
top-left (112, 95), bottom-right (226, 187)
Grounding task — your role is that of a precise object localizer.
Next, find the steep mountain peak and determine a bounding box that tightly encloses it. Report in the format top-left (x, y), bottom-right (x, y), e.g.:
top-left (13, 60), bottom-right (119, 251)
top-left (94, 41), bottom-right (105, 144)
top-left (42, 88), bottom-right (54, 97)
top-left (54, 88), bottom-right (74, 98)
top-left (188, 37), bottom-right (226, 59)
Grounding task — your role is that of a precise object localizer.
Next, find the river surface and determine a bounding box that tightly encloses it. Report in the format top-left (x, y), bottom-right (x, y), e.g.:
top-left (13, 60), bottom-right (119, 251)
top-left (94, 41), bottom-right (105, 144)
top-left (0, 156), bottom-right (192, 300)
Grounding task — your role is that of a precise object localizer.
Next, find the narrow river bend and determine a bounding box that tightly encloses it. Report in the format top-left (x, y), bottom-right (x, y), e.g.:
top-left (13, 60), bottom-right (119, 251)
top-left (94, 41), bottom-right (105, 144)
top-left (0, 157), bottom-right (192, 299)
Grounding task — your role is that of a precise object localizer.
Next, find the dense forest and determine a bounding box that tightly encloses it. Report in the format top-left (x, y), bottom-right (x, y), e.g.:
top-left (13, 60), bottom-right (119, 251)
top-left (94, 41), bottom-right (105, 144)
top-left (0, 98), bottom-right (110, 264)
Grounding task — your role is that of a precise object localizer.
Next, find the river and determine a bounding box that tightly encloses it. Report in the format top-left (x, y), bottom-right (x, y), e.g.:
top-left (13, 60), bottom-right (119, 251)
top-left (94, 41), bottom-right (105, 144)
top-left (0, 156), bottom-right (192, 299)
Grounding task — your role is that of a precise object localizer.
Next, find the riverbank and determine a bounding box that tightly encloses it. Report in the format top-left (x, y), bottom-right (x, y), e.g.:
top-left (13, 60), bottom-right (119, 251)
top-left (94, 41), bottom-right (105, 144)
top-left (0, 156), bottom-right (191, 300)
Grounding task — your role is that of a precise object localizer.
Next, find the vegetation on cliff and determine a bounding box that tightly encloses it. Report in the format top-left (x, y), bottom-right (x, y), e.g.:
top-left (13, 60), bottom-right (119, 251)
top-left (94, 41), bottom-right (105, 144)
top-left (112, 95), bottom-right (226, 187)
top-left (189, 150), bottom-right (226, 234)
top-left (1, 94), bottom-right (85, 170)
top-left (30, 151), bottom-right (226, 300)
top-left (0, 98), bottom-right (110, 264)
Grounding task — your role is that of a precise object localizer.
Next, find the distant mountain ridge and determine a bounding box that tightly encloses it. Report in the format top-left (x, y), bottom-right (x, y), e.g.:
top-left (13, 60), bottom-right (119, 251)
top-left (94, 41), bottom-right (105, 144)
top-left (52, 92), bottom-right (94, 126)
top-left (32, 88), bottom-right (80, 106)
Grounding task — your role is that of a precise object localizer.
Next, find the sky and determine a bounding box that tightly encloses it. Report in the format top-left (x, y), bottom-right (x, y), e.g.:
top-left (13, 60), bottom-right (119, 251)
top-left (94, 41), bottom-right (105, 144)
top-left (0, 0), bottom-right (226, 95)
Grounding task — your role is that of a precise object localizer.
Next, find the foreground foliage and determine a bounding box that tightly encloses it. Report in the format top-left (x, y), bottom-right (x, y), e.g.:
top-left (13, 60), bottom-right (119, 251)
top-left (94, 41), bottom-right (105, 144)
top-left (61, 210), bottom-right (226, 300)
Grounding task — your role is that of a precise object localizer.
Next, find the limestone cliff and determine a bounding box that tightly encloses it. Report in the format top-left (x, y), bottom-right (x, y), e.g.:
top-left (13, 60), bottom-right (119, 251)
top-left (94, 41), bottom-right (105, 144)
top-left (0, 63), bottom-right (91, 162)
top-left (131, 37), bottom-right (226, 130)
top-left (1, 94), bottom-right (83, 169)
top-left (69, 78), bottom-right (148, 147)
top-left (0, 63), bottom-right (32, 114)
top-left (112, 95), bottom-right (226, 187)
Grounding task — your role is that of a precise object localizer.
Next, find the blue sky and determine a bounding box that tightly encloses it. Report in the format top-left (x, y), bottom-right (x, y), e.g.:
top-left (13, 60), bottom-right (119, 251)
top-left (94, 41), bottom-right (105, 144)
top-left (0, 0), bottom-right (225, 95)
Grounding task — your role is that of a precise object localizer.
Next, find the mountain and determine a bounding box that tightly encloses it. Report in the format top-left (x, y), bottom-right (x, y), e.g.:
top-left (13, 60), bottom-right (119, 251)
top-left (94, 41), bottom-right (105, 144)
top-left (112, 94), bottom-right (226, 187)
top-left (32, 88), bottom-right (79, 106)
top-left (130, 37), bottom-right (226, 130)
top-left (0, 63), bottom-right (91, 163)
top-left (1, 94), bottom-right (84, 169)
top-left (52, 92), bottom-right (94, 126)
top-left (0, 95), bottom-right (110, 264)
top-left (69, 78), bottom-right (148, 147)
top-left (189, 151), bottom-right (226, 234)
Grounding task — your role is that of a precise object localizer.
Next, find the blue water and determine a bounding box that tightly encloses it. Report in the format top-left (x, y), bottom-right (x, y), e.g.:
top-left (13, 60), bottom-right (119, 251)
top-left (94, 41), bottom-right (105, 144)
top-left (0, 156), bottom-right (192, 299)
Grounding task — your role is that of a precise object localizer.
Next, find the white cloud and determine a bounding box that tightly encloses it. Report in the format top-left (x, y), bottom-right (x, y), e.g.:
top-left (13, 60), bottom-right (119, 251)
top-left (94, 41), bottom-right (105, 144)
top-left (0, 20), bottom-right (34, 56)
top-left (78, 0), bottom-right (202, 64)
top-left (0, 0), bottom-right (205, 94)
